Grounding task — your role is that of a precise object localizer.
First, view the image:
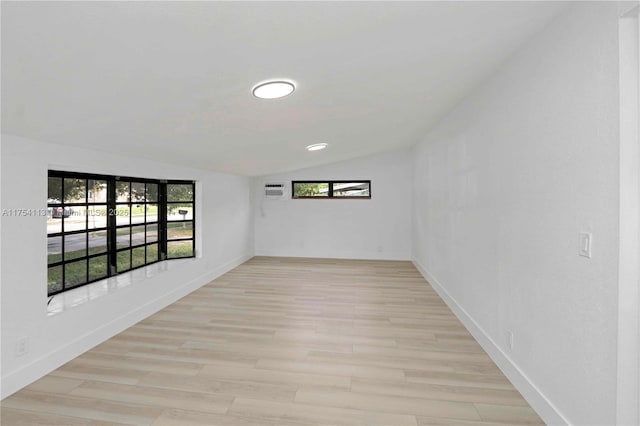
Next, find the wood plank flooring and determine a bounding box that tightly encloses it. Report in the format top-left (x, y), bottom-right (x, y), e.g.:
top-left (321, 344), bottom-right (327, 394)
top-left (1, 257), bottom-right (543, 425)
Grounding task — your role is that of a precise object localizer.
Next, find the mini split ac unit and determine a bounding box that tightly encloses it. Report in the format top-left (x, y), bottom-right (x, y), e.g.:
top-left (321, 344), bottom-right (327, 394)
top-left (264, 183), bottom-right (286, 199)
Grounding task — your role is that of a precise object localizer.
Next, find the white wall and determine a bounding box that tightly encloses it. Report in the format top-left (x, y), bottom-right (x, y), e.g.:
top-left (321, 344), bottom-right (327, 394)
top-left (412, 3), bottom-right (621, 425)
top-left (254, 150), bottom-right (412, 260)
top-left (617, 6), bottom-right (640, 424)
top-left (0, 134), bottom-right (254, 398)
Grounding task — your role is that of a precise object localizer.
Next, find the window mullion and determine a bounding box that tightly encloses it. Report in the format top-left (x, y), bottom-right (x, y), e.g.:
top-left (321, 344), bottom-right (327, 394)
top-left (108, 178), bottom-right (117, 276)
top-left (192, 182), bottom-right (196, 257)
top-left (85, 180), bottom-right (89, 283)
top-left (159, 182), bottom-right (168, 261)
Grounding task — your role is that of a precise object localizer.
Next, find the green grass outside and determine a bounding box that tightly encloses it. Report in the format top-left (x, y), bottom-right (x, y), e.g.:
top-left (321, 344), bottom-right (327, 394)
top-left (48, 240), bottom-right (193, 294)
top-left (47, 245), bottom-right (107, 264)
top-left (48, 253), bottom-right (109, 294)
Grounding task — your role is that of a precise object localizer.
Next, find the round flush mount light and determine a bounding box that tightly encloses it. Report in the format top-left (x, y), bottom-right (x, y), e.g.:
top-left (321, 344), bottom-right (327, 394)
top-left (306, 143), bottom-right (328, 152)
top-left (252, 80), bottom-right (295, 99)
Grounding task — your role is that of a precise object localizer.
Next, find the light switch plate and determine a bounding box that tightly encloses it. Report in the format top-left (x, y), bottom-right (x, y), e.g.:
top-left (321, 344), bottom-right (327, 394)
top-left (579, 232), bottom-right (592, 258)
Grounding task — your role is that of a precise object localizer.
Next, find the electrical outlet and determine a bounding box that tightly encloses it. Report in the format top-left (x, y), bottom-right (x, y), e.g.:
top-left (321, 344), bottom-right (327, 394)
top-left (506, 330), bottom-right (514, 351)
top-left (15, 337), bottom-right (29, 357)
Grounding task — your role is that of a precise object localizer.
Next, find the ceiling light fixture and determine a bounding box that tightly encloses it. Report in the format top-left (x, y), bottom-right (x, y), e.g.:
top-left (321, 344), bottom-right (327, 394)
top-left (306, 143), bottom-right (328, 152)
top-left (252, 80), bottom-right (295, 99)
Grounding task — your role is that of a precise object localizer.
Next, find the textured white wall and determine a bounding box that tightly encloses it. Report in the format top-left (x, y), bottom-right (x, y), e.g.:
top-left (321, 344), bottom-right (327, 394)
top-left (412, 3), bottom-right (620, 425)
top-left (254, 150), bottom-right (412, 260)
top-left (0, 134), bottom-right (254, 398)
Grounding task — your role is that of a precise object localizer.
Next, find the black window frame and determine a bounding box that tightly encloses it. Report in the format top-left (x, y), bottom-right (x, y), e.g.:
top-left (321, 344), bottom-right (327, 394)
top-left (113, 177), bottom-right (163, 275)
top-left (291, 180), bottom-right (371, 199)
top-left (47, 171), bottom-right (195, 297)
top-left (165, 181), bottom-right (196, 260)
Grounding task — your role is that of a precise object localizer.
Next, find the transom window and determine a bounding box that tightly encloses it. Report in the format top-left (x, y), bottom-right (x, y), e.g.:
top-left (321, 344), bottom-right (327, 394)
top-left (47, 171), bottom-right (195, 296)
top-left (292, 181), bottom-right (371, 199)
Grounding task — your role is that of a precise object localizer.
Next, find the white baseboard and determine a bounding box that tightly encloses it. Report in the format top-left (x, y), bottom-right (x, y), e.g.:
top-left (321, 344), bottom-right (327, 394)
top-left (254, 249), bottom-right (410, 261)
top-left (1, 252), bottom-right (252, 399)
top-left (412, 258), bottom-right (569, 426)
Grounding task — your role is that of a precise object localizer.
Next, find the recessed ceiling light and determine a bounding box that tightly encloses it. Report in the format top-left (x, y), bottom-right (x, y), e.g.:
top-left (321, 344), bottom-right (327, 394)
top-left (306, 143), bottom-right (328, 152)
top-left (252, 80), bottom-right (295, 99)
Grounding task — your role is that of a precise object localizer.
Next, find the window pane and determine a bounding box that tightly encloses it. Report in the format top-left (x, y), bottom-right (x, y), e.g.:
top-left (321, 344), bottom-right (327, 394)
top-left (114, 205), bottom-right (131, 226)
top-left (117, 250), bottom-right (131, 272)
top-left (64, 233), bottom-right (86, 260)
top-left (146, 244), bottom-right (158, 263)
top-left (48, 266), bottom-right (63, 294)
top-left (146, 183), bottom-right (158, 202)
top-left (167, 184), bottom-right (193, 202)
top-left (65, 260), bottom-right (87, 288)
top-left (87, 205), bottom-right (108, 229)
top-left (116, 181), bottom-right (130, 202)
top-left (50, 206), bottom-right (71, 219)
top-left (168, 240), bottom-right (193, 258)
top-left (88, 179), bottom-right (107, 203)
top-left (146, 224), bottom-right (158, 243)
top-left (132, 246), bottom-right (145, 268)
top-left (167, 222), bottom-right (193, 240)
top-left (131, 182), bottom-right (146, 202)
top-left (116, 227), bottom-right (130, 248)
top-left (89, 255), bottom-right (108, 281)
top-left (48, 177), bottom-right (62, 203)
top-left (167, 203), bottom-right (192, 221)
top-left (131, 225), bottom-right (145, 246)
top-left (131, 204), bottom-right (146, 224)
top-left (146, 204), bottom-right (158, 223)
top-left (63, 208), bottom-right (86, 232)
top-left (333, 182), bottom-right (370, 197)
top-left (293, 182), bottom-right (329, 197)
top-left (64, 178), bottom-right (86, 203)
top-left (47, 210), bottom-right (62, 234)
top-left (88, 231), bottom-right (108, 255)
top-left (48, 236), bottom-right (62, 264)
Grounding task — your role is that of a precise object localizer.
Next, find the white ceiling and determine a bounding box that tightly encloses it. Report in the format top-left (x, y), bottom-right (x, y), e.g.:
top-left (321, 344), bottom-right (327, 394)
top-left (2, 1), bottom-right (568, 177)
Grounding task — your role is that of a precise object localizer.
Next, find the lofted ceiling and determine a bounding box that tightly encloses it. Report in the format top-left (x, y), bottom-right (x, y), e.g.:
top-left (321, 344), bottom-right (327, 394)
top-left (2, 1), bottom-right (569, 176)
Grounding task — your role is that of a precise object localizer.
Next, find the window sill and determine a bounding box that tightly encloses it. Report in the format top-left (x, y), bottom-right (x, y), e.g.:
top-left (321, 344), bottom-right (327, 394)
top-left (47, 258), bottom-right (195, 316)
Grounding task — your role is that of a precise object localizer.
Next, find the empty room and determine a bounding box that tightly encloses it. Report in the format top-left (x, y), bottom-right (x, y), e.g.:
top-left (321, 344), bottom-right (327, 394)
top-left (1, 1), bottom-right (639, 425)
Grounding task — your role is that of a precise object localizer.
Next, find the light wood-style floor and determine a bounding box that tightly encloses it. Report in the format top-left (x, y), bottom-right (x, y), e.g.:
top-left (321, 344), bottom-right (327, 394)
top-left (1, 257), bottom-right (543, 425)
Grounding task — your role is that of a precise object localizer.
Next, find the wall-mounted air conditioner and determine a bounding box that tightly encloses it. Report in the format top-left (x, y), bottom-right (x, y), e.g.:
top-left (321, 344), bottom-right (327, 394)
top-left (264, 183), bottom-right (286, 199)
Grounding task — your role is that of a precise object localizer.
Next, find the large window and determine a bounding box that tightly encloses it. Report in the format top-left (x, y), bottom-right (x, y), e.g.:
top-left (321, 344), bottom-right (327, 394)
top-left (292, 181), bottom-right (371, 199)
top-left (47, 171), bottom-right (195, 296)
top-left (166, 183), bottom-right (195, 259)
top-left (114, 179), bottom-right (161, 273)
